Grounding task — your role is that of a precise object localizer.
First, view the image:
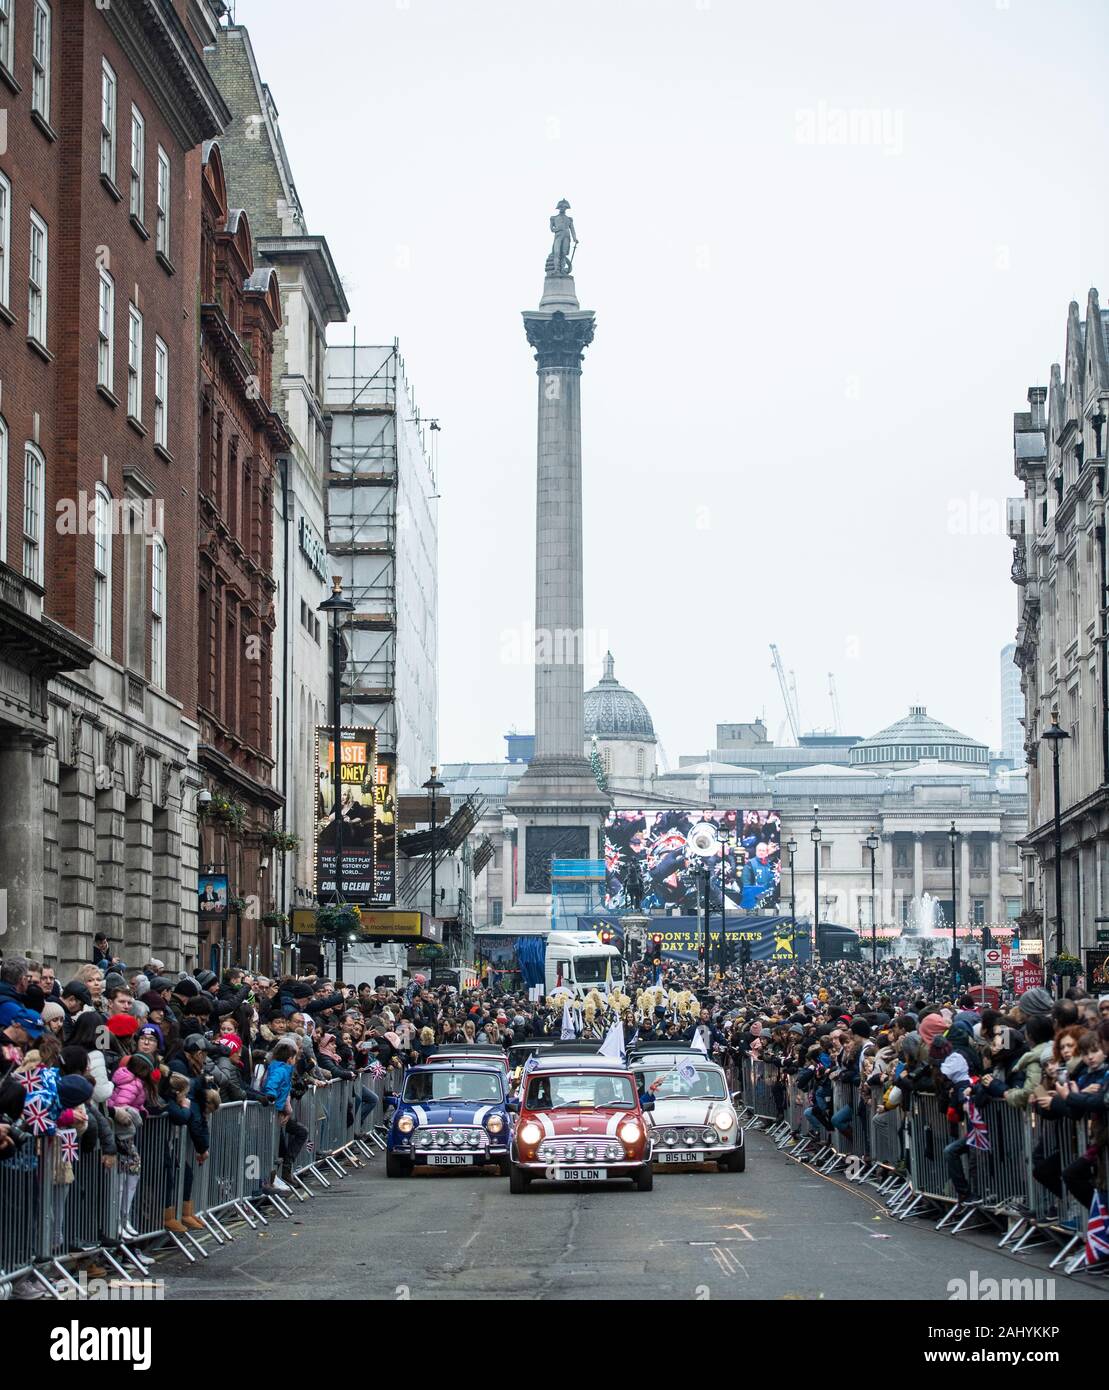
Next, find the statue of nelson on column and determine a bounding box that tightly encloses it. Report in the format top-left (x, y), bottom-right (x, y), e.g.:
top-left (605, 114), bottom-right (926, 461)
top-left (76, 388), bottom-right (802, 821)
top-left (545, 199), bottom-right (578, 276)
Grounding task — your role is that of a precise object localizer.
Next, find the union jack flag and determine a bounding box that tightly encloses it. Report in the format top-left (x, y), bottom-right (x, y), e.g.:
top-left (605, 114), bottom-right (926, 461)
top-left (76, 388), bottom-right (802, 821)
top-left (22, 1092), bottom-right (53, 1135)
top-left (369, 1062), bottom-right (386, 1079)
top-left (58, 1128), bottom-right (80, 1163)
top-left (1086, 1190), bottom-right (1109, 1266)
top-left (965, 1098), bottom-right (991, 1152)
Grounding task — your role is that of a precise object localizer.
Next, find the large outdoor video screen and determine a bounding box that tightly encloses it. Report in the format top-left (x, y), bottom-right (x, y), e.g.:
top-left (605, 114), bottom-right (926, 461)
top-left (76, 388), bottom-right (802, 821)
top-left (603, 809), bottom-right (781, 914)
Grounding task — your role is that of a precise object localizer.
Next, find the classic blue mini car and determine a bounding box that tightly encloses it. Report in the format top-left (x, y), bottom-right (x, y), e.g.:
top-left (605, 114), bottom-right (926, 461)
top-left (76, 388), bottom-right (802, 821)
top-left (385, 1061), bottom-right (512, 1178)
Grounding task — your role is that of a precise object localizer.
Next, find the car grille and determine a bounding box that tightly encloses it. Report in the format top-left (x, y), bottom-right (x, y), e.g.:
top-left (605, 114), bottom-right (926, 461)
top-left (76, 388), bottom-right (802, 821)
top-left (652, 1126), bottom-right (719, 1148)
top-left (534, 1140), bottom-right (627, 1163)
top-left (413, 1127), bottom-right (487, 1151)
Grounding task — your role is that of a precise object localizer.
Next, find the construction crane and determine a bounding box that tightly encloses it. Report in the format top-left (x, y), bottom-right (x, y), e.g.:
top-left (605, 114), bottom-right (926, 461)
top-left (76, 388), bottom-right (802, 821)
top-left (828, 673), bottom-right (842, 735)
top-left (770, 644), bottom-right (801, 745)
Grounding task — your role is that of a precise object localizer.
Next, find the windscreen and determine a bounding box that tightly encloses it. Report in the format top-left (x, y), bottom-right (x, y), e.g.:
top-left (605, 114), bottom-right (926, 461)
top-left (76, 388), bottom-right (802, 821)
top-left (635, 1066), bottom-right (726, 1100)
top-left (525, 1072), bottom-right (636, 1110)
top-left (403, 1070), bottom-right (503, 1103)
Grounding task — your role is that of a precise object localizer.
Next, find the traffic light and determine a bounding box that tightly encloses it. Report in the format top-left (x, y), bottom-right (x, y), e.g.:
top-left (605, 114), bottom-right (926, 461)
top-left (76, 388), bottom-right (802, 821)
top-left (982, 925), bottom-right (994, 950)
top-left (651, 933), bottom-right (663, 965)
top-left (599, 928), bottom-right (614, 946)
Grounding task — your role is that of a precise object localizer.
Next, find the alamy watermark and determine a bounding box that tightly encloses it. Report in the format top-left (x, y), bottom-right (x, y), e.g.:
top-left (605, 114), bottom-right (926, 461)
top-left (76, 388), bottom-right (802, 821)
top-left (947, 1269), bottom-right (1056, 1301)
top-left (56, 490), bottom-right (164, 541)
top-left (795, 101), bottom-right (904, 157)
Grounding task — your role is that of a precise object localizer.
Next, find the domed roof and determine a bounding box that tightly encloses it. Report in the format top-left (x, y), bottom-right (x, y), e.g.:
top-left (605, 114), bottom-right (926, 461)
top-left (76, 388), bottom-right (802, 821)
top-left (584, 653), bottom-right (656, 742)
top-left (850, 706), bottom-right (988, 768)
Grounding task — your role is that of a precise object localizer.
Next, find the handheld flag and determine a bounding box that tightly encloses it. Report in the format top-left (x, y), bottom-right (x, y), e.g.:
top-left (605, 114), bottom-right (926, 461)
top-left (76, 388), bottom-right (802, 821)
top-left (965, 1097), bottom-right (991, 1152)
top-left (1086, 1190), bottom-right (1109, 1266)
top-left (560, 1001), bottom-right (577, 1041)
top-left (598, 1020), bottom-right (625, 1064)
top-left (691, 1026), bottom-right (709, 1055)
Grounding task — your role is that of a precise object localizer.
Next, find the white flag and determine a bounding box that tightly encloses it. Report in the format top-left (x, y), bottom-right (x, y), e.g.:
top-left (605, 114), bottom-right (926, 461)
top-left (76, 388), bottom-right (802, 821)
top-left (691, 1026), bottom-right (710, 1054)
top-left (560, 1001), bottom-right (577, 1040)
top-left (598, 1019), bottom-right (625, 1064)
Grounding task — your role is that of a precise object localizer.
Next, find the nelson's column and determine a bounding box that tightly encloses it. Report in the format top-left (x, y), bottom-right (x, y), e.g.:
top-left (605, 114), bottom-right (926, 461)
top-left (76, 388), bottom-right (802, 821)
top-left (505, 201), bottom-right (612, 933)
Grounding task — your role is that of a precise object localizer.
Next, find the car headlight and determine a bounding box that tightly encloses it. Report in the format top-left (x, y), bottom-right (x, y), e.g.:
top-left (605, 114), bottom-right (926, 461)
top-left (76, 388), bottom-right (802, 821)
top-left (701, 1128), bottom-right (718, 1145)
top-left (486, 1115), bottom-right (504, 1135)
top-left (434, 1131), bottom-right (449, 1147)
top-left (450, 1129), bottom-right (465, 1147)
top-left (417, 1133), bottom-right (433, 1149)
top-left (682, 1128), bottom-right (698, 1146)
top-left (397, 1114), bottom-right (415, 1134)
top-left (618, 1120), bottom-right (642, 1145)
top-left (713, 1107), bottom-right (737, 1133)
top-left (519, 1121), bottom-right (543, 1146)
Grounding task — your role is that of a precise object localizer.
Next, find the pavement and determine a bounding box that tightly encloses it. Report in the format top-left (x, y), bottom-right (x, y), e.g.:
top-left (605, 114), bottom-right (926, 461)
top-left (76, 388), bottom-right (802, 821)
top-left (159, 1133), bottom-right (1109, 1301)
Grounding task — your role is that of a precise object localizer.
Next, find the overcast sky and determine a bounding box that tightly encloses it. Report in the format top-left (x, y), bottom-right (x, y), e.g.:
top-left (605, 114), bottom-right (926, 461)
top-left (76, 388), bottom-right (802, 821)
top-left (237, 0), bottom-right (1108, 767)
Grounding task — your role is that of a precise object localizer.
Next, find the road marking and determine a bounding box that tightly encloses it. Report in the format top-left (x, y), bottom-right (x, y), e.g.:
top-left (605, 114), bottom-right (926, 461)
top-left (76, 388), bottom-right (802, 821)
top-left (711, 1245), bottom-right (737, 1277)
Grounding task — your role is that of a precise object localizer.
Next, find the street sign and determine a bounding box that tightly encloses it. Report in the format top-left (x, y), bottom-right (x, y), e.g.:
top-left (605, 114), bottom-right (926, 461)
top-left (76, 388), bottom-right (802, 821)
top-left (984, 965), bottom-right (1003, 987)
top-left (984, 948), bottom-right (1002, 967)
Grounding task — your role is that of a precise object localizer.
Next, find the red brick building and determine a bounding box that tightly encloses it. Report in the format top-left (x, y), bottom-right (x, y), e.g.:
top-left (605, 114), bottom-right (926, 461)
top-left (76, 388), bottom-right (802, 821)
top-left (0, 0), bottom-right (227, 972)
top-left (196, 139), bottom-right (290, 973)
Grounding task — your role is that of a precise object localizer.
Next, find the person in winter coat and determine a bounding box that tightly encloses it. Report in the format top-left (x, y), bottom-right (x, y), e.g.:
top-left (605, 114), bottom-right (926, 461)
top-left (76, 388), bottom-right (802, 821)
top-left (107, 1057), bottom-right (149, 1114)
top-left (263, 1039), bottom-right (307, 1192)
top-left (1003, 1015), bottom-right (1057, 1109)
top-left (1036, 1029), bottom-right (1109, 1212)
top-left (165, 1035), bottom-right (215, 1231)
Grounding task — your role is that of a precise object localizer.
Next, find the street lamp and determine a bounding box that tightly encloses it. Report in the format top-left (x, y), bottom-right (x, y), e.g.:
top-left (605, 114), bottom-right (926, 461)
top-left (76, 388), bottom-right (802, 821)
top-left (948, 820), bottom-right (960, 993)
top-left (811, 806), bottom-right (822, 960)
top-left (1042, 707), bottom-right (1070, 991)
top-left (318, 575), bottom-right (354, 983)
top-left (786, 836), bottom-right (798, 949)
top-left (422, 767), bottom-right (444, 923)
top-left (865, 829), bottom-right (880, 971)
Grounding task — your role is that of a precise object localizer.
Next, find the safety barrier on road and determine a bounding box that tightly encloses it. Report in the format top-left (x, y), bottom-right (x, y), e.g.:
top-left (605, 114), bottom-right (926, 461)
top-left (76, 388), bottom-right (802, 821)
top-left (736, 1056), bottom-right (1107, 1279)
top-left (0, 1072), bottom-right (378, 1299)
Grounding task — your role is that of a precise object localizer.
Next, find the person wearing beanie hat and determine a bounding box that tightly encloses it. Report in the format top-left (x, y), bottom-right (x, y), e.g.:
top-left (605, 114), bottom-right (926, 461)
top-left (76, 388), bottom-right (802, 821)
top-left (61, 980), bottom-right (93, 1011)
top-left (106, 1013), bottom-right (140, 1040)
top-left (919, 1013), bottom-right (947, 1047)
top-left (1015, 987), bottom-right (1054, 1022)
top-left (140, 991), bottom-right (168, 1017)
top-left (56, 1073), bottom-right (94, 1112)
top-left (173, 977), bottom-right (200, 1000)
top-left (136, 1022), bottom-right (164, 1057)
top-left (40, 1000), bottom-right (66, 1035)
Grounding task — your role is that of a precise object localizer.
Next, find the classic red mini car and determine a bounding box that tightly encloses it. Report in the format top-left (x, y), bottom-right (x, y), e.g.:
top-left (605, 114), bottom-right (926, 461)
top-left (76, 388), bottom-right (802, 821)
top-left (507, 1058), bottom-right (655, 1194)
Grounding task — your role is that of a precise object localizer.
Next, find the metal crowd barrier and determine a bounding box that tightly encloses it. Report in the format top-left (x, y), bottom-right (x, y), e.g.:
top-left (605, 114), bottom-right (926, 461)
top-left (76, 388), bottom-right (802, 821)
top-left (737, 1055), bottom-right (1107, 1279)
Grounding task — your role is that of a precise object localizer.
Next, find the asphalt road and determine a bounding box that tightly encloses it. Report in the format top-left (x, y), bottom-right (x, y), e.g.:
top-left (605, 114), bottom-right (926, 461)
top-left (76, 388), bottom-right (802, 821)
top-left (159, 1133), bottom-right (1109, 1301)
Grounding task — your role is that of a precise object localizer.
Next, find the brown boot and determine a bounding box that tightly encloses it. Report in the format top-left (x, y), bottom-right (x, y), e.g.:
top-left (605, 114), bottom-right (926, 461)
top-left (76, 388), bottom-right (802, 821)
top-left (180, 1200), bottom-right (205, 1231)
top-left (163, 1205), bottom-right (187, 1234)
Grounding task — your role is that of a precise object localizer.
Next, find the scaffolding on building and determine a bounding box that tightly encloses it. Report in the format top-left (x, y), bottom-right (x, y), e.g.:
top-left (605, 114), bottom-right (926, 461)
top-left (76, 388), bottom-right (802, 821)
top-left (324, 336), bottom-right (438, 773)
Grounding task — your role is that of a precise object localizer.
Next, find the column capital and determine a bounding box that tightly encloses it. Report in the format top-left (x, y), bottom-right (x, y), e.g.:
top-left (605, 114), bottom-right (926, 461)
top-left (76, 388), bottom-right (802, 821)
top-left (524, 309), bottom-right (596, 370)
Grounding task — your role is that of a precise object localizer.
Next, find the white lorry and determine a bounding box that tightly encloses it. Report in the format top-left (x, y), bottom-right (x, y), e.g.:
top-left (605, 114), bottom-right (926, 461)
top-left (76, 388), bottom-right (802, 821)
top-left (543, 930), bottom-right (625, 998)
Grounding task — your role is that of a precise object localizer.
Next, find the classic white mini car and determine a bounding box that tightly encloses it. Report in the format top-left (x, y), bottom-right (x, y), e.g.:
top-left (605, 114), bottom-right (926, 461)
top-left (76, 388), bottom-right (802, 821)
top-left (630, 1045), bottom-right (745, 1172)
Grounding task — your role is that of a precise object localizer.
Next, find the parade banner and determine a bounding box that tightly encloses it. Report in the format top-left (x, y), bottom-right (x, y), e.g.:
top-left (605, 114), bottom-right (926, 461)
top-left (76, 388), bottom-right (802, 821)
top-left (603, 808), bottom-right (781, 914)
top-left (372, 752), bottom-right (397, 907)
top-left (314, 726), bottom-right (377, 903)
top-left (578, 913), bottom-right (809, 963)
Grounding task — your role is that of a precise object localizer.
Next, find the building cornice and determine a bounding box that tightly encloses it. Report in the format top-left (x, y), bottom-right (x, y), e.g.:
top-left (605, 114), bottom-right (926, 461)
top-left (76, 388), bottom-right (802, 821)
top-left (101, 0), bottom-right (231, 149)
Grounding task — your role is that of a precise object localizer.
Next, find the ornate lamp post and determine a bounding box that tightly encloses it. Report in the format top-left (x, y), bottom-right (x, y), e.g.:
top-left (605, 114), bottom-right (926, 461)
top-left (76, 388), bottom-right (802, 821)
top-left (787, 836), bottom-right (798, 948)
top-left (318, 576), bottom-right (355, 983)
top-left (811, 807), bottom-right (822, 960)
top-left (865, 829), bottom-right (880, 970)
top-left (948, 820), bottom-right (960, 993)
top-left (423, 767), bottom-right (444, 922)
top-left (1042, 708), bottom-right (1070, 992)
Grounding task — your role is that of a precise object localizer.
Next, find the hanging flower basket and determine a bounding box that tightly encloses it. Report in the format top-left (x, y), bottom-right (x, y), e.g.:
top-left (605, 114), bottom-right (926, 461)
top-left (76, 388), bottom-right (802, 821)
top-left (227, 895), bottom-right (248, 914)
top-left (315, 903), bottom-right (362, 937)
top-left (201, 794), bottom-right (247, 832)
top-left (260, 829), bottom-right (300, 852)
top-left (1047, 953), bottom-right (1082, 978)
top-left (262, 911), bottom-right (289, 932)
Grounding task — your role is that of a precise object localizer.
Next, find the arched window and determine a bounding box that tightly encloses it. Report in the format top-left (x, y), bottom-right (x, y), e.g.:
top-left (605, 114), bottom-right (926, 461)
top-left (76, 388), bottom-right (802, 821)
top-left (150, 533), bottom-right (166, 686)
top-left (93, 483), bottom-right (112, 654)
top-left (22, 442), bottom-right (45, 584)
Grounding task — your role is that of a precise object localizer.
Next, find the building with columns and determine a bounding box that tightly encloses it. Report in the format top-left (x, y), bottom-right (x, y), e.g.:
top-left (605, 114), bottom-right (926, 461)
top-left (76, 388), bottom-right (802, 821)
top-left (443, 699), bottom-right (1026, 939)
top-left (1010, 288), bottom-right (1109, 964)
